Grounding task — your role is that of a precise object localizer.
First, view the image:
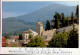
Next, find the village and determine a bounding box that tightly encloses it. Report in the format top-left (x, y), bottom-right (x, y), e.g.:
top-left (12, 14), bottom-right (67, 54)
top-left (2, 18), bottom-right (79, 47)
top-left (2, 4), bottom-right (79, 48)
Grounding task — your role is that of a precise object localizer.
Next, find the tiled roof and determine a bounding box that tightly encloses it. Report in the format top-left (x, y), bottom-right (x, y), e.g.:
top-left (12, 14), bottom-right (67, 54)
top-left (15, 36), bottom-right (19, 39)
top-left (22, 30), bottom-right (32, 33)
top-left (2, 37), bottom-right (7, 47)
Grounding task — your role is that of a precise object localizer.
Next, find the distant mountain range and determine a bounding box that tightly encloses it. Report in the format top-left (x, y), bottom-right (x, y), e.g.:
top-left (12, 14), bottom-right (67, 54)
top-left (2, 4), bottom-right (77, 36)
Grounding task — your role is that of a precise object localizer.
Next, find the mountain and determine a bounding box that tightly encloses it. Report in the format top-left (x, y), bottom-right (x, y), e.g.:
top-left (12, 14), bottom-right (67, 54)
top-left (16, 4), bottom-right (76, 22)
top-left (2, 18), bottom-right (36, 35)
top-left (2, 4), bottom-right (77, 36)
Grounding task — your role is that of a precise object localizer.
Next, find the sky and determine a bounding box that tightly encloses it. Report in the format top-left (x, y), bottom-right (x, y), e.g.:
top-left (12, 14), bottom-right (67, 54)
top-left (2, 1), bottom-right (79, 18)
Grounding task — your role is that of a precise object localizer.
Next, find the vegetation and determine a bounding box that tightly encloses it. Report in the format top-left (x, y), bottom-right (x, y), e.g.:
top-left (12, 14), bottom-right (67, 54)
top-left (45, 20), bottom-right (50, 30)
top-left (11, 45), bottom-right (18, 47)
top-left (4, 36), bottom-right (10, 39)
top-left (54, 12), bottom-right (60, 28)
top-left (3, 5), bottom-right (78, 48)
top-left (48, 23), bottom-right (78, 48)
top-left (71, 12), bottom-right (74, 24)
top-left (19, 34), bottom-right (23, 40)
top-left (61, 13), bottom-right (65, 27)
top-left (76, 5), bottom-right (79, 24)
top-left (29, 34), bottom-right (33, 39)
top-left (26, 35), bottom-right (46, 47)
top-left (48, 32), bottom-right (70, 47)
top-left (67, 24), bottom-right (78, 48)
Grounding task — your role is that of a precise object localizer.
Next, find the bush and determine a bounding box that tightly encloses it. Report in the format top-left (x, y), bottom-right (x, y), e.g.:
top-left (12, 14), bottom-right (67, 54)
top-left (27, 35), bottom-right (46, 47)
top-left (48, 32), bottom-right (69, 47)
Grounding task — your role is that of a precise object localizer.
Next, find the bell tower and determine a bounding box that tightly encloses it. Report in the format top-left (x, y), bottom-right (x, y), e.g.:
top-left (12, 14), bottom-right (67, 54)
top-left (36, 18), bottom-right (43, 36)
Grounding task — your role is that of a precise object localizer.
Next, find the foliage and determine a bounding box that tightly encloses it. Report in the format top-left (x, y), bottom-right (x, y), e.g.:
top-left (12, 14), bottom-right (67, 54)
top-left (27, 35), bottom-right (46, 47)
top-left (76, 5), bottom-right (79, 24)
top-left (67, 24), bottom-right (78, 48)
top-left (4, 36), bottom-right (10, 39)
top-left (71, 12), bottom-right (74, 24)
top-left (45, 20), bottom-right (50, 30)
top-left (61, 13), bottom-right (65, 27)
top-left (11, 45), bottom-right (18, 47)
top-left (53, 12), bottom-right (78, 29)
top-left (29, 34), bottom-right (33, 39)
top-left (54, 12), bottom-right (60, 28)
top-left (48, 32), bottom-right (69, 47)
top-left (19, 34), bottom-right (23, 40)
top-left (76, 5), bottom-right (79, 18)
top-left (65, 19), bottom-right (69, 26)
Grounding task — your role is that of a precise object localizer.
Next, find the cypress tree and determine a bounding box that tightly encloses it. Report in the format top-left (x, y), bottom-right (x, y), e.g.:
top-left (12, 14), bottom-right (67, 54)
top-left (62, 13), bottom-right (65, 27)
top-left (54, 12), bottom-right (60, 28)
top-left (76, 5), bottom-right (79, 24)
top-left (45, 20), bottom-right (50, 30)
top-left (71, 12), bottom-right (74, 24)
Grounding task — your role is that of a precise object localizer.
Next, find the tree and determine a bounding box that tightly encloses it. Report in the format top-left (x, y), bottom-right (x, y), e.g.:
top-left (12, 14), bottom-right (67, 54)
top-left (27, 35), bottom-right (46, 47)
top-left (45, 20), bottom-right (50, 30)
top-left (4, 36), bottom-right (10, 39)
top-left (65, 19), bottom-right (69, 26)
top-left (29, 34), bottom-right (33, 39)
top-left (61, 13), bottom-right (65, 27)
top-left (76, 5), bottom-right (79, 18)
top-left (54, 12), bottom-right (60, 28)
top-left (71, 12), bottom-right (74, 24)
top-left (48, 32), bottom-right (69, 47)
top-left (56, 16), bottom-right (60, 28)
top-left (67, 24), bottom-right (78, 48)
top-left (76, 5), bottom-right (79, 24)
top-left (19, 34), bottom-right (23, 40)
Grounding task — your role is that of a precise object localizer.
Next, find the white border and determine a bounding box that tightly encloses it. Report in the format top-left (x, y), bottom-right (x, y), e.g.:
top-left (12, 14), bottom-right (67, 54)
top-left (2, 0), bottom-right (80, 1)
top-left (0, 0), bottom-right (80, 55)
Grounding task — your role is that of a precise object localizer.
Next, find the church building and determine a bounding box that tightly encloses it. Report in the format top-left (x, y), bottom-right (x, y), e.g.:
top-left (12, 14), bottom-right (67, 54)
top-left (22, 21), bottom-right (56, 45)
top-left (36, 21), bottom-right (56, 45)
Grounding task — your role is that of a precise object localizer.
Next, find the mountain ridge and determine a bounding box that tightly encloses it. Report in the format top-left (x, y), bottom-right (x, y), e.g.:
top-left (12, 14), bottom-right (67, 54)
top-left (2, 4), bottom-right (77, 36)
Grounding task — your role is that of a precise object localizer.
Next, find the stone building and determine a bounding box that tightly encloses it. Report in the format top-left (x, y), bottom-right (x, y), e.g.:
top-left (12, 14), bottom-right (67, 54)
top-left (22, 29), bottom-right (38, 44)
top-left (6, 36), bottom-right (19, 46)
top-left (22, 21), bottom-right (56, 45)
top-left (36, 22), bottom-right (43, 36)
top-left (36, 21), bottom-right (56, 45)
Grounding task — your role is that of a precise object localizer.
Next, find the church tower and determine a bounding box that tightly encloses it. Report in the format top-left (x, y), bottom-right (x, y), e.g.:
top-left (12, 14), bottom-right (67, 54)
top-left (36, 22), bottom-right (43, 36)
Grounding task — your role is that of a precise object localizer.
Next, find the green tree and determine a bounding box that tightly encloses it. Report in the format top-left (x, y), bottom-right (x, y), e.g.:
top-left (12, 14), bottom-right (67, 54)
top-left (54, 12), bottom-right (60, 28)
top-left (76, 5), bottom-right (79, 18)
top-left (29, 34), bottom-right (33, 39)
top-left (4, 36), bottom-right (10, 39)
top-left (27, 35), bottom-right (46, 47)
top-left (67, 24), bottom-right (78, 48)
top-left (19, 34), bottom-right (23, 40)
top-left (45, 20), bottom-right (50, 30)
top-left (56, 16), bottom-right (60, 28)
top-left (48, 32), bottom-right (69, 47)
top-left (65, 19), bottom-right (69, 26)
top-left (71, 12), bottom-right (74, 24)
top-left (61, 13), bottom-right (65, 27)
top-left (76, 5), bottom-right (79, 24)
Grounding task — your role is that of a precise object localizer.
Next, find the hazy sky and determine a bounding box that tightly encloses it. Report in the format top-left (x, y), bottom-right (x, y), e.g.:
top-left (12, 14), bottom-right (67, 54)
top-left (2, 1), bottom-right (79, 18)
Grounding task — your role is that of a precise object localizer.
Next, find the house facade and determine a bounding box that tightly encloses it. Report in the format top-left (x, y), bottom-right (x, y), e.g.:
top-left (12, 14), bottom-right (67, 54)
top-left (22, 29), bottom-right (38, 44)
